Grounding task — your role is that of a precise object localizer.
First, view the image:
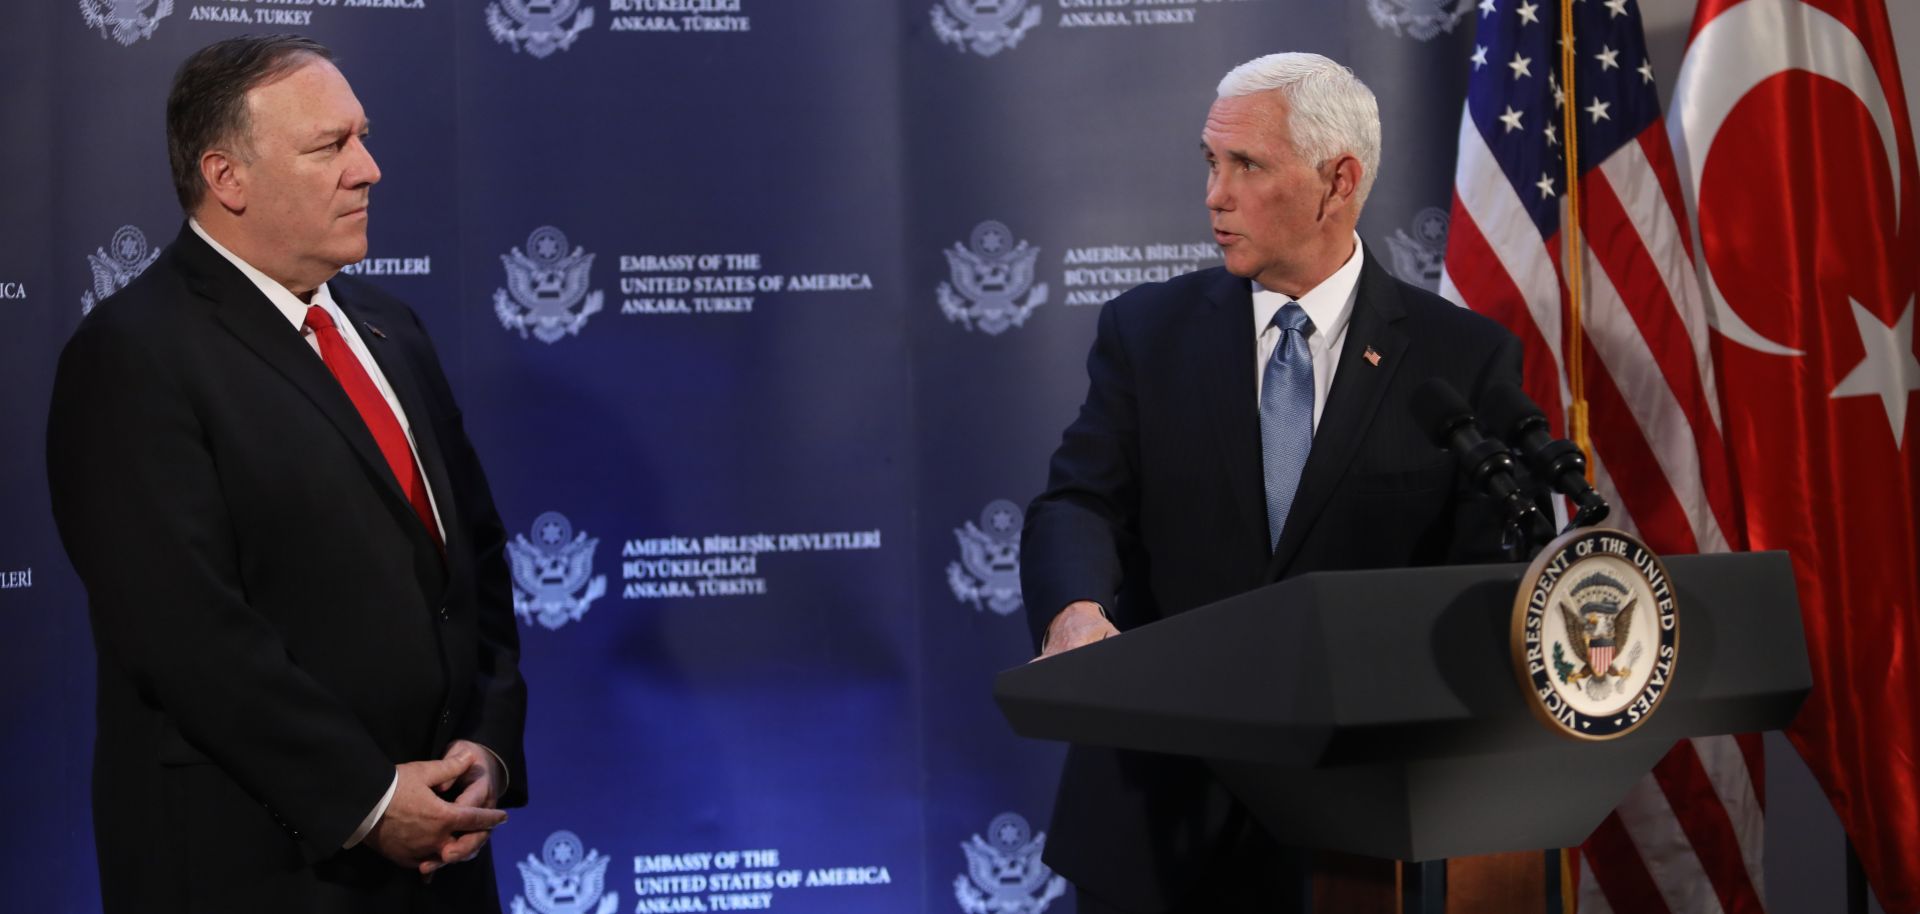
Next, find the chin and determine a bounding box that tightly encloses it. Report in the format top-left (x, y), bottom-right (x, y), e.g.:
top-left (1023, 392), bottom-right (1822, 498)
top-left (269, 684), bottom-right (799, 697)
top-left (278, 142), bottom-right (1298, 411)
top-left (332, 240), bottom-right (369, 267)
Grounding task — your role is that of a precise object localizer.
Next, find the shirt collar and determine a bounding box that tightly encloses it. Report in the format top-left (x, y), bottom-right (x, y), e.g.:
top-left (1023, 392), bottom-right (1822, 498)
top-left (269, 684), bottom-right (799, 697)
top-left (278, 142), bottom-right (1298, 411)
top-left (189, 218), bottom-right (338, 333)
top-left (1251, 232), bottom-right (1365, 339)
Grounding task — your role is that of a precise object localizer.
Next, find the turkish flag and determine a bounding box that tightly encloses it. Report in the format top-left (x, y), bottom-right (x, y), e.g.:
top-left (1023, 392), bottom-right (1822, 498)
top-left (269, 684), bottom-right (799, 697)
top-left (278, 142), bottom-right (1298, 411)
top-left (1672, 0), bottom-right (1920, 909)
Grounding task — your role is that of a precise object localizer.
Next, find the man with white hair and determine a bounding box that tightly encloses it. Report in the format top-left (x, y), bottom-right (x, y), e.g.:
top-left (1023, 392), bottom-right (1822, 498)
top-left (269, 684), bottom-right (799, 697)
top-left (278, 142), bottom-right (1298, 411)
top-left (1020, 53), bottom-right (1523, 911)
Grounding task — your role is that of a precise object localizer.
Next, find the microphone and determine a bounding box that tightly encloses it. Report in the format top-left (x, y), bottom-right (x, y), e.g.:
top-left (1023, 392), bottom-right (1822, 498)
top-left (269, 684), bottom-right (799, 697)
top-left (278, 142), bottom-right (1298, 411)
top-left (1410, 378), bottom-right (1554, 552)
top-left (1479, 381), bottom-right (1611, 530)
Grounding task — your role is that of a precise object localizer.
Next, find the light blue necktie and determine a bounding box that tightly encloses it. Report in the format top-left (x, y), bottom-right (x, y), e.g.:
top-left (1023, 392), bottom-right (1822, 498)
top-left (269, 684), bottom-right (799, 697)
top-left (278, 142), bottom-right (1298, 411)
top-left (1260, 302), bottom-right (1315, 550)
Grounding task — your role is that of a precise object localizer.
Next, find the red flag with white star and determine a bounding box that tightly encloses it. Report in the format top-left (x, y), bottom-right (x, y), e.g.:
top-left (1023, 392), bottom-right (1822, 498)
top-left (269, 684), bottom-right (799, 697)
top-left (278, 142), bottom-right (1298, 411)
top-left (1671, 0), bottom-right (1920, 909)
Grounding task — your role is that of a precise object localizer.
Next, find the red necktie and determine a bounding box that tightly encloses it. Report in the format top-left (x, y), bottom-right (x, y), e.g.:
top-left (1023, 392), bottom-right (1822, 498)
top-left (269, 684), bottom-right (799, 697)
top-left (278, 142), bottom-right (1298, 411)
top-left (303, 305), bottom-right (442, 546)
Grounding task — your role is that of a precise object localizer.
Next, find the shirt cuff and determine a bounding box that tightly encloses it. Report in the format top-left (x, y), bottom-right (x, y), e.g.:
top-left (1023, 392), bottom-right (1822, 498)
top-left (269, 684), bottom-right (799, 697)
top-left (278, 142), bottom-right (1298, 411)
top-left (343, 771), bottom-right (398, 849)
top-left (478, 743), bottom-right (511, 796)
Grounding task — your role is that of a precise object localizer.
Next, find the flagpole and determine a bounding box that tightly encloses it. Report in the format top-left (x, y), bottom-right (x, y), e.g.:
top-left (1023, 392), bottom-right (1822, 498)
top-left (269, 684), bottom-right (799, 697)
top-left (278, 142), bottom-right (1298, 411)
top-left (1560, 0), bottom-right (1593, 477)
top-left (1556, 6), bottom-right (1599, 887)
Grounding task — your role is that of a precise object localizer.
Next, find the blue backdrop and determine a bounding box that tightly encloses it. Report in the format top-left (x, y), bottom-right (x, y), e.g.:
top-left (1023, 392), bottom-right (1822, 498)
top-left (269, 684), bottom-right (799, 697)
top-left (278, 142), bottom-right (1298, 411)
top-left (0, 2), bottom-right (1481, 911)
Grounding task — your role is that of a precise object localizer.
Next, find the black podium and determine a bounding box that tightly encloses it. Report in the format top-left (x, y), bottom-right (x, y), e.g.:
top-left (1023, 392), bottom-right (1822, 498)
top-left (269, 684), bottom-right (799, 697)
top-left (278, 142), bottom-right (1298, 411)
top-left (994, 551), bottom-right (1810, 911)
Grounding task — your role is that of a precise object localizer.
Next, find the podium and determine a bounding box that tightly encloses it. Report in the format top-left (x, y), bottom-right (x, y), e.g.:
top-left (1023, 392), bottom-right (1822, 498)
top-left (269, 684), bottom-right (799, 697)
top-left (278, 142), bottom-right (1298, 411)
top-left (994, 551), bottom-right (1810, 912)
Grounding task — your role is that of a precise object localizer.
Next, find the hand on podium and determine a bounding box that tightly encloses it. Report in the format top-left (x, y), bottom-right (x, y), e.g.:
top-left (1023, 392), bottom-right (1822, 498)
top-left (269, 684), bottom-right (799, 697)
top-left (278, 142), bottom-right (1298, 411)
top-left (1036, 600), bottom-right (1119, 660)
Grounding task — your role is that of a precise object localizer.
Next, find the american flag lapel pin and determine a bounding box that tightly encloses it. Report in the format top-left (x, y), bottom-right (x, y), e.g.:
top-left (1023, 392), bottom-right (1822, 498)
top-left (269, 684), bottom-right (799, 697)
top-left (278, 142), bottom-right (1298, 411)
top-left (1363, 345), bottom-right (1382, 366)
top-left (362, 321), bottom-right (387, 340)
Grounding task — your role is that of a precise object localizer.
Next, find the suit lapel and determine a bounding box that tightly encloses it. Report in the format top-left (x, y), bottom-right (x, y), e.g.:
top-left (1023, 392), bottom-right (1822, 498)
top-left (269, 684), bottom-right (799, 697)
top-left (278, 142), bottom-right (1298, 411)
top-left (174, 227), bottom-right (439, 559)
top-left (1196, 270), bottom-right (1271, 556)
top-left (1267, 252), bottom-right (1409, 580)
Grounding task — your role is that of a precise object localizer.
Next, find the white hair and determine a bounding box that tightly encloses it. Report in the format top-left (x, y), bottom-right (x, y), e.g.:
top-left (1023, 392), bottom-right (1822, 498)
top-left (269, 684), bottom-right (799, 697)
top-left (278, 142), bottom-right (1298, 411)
top-left (1217, 52), bottom-right (1381, 210)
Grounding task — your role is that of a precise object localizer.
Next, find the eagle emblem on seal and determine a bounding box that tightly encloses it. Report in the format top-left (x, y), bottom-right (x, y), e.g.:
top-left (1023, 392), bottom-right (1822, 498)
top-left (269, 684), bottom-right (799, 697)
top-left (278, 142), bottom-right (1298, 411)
top-left (1365, 0), bottom-right (1474, 41)
top-left (496, 226), bottom-right (604, 344)
top-left (82, 225), bottom-right (161, 315)
top-left (507, 512), bottom-right (608, 630)
top-left (1385, 206), bottom-right (1449, 293)
top-left (939, 220), bottom-right (1047, 335)
top-left (931, 0), bottom-right (1042, 57)
top-left (511, 830), bottom-right (619, 914)
top-left (487, 0), bottom-right (595, 59)
top-left (79, 0), bottom-right (172, 46)
top-left (955, 813), bottom-right (1066, 914)
top-left (1554, 571), bottom-right (1644, 700)
top-left (948, 499), bottom-right (1024, 616)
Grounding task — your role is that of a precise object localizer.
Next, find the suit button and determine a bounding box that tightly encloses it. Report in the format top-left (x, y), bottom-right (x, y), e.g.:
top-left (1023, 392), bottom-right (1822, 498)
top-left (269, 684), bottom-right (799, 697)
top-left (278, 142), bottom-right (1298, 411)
top-left (438, 606), bottom-right (449, 622)
top-left (440, 710), bottom-right (451, 724)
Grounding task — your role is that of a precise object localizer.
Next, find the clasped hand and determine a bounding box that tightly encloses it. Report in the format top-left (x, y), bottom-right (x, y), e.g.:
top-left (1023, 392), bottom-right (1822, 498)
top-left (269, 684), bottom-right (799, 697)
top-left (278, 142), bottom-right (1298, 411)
top-left (365, 740), bottom-right (507, 876)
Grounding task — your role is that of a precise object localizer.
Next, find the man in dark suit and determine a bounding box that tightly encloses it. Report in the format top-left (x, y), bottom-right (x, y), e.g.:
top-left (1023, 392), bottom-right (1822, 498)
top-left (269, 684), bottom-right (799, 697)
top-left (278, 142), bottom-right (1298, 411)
top-left (1021, 53), bottom-right (1522, 913)
top-left (46, 36), bottom-right (527, 913)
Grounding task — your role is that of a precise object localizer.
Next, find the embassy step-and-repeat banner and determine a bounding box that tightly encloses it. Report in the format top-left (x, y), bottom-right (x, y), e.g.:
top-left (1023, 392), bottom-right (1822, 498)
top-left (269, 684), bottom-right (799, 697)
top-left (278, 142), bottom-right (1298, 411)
top-left (0, 2), bottom-right (1477, 911)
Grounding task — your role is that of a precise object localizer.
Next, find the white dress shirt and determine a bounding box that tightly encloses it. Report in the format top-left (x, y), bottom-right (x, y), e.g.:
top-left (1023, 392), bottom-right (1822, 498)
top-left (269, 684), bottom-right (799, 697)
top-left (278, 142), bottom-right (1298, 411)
top-left (1251, 234), bottom-right (1365, 432)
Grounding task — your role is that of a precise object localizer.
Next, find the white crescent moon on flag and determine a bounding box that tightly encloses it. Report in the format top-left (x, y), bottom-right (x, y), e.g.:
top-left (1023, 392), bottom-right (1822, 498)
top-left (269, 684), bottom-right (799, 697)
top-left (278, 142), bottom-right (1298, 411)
top-left (1668, 0), bottom-right (1902, 357)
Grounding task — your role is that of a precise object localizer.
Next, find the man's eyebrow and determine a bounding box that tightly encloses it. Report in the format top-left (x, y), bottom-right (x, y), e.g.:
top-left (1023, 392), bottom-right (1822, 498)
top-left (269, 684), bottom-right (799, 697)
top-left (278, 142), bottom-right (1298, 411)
top-left (1199, 139), bottom-right (1255, 160)
top-left (303, 119), bottom-right (371, 144)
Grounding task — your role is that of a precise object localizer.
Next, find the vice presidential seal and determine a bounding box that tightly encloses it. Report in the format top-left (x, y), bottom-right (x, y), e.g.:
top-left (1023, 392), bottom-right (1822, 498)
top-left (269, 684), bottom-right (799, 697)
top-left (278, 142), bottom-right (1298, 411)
top-left (954, 812), bottom-right (1066, 914)
top-left (1512, 528), bottom-right (1679, 740)
top-left (80, 0), bottom-right (172, 46)
top-left (512, 830), bottom-right (619, 914)
top-left (82, 225), bottom-right (161, 315)
top-left (496, 226), bottom-right (604, 343)
top-left (939, 220), bottom-right (1047, 335)
top-left (507, 512), bottom-right (608, 630)
top-left (931, 0), bottom-right (1042, 57)
top-left (948, 499), bottom-right (1024, 616)
top-left (487, 0), bottom-right (595, 58)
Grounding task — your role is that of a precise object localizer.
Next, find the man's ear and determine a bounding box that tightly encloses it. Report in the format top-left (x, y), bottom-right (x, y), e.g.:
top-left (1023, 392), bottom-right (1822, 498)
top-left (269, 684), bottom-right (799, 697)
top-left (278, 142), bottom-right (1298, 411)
top-left (1323, 152), bottom-right (1363, 218)
top-left (200, 149), bottom-right (246, 213)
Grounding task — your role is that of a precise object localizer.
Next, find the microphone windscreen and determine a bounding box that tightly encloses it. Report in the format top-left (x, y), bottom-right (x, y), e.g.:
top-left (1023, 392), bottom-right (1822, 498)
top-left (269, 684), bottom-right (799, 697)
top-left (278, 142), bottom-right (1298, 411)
top-left (1410, 378), bottom-right (1473, 446)
top-left (1479, 380), bottom-right (1546, 441)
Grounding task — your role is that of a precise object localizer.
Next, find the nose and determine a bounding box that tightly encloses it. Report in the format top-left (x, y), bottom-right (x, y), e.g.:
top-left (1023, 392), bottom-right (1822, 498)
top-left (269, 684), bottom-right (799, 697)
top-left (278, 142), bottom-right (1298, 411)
top-left (1205, 169), bottom-right (1230, 212)
top-left (345, 135), bottom-right (381, 189)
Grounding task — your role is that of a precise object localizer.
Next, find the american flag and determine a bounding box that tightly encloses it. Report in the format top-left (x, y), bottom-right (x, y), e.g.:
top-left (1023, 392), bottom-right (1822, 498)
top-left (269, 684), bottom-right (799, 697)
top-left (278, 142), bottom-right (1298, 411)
top-left (1440, 0), bottom-right (1766, 911)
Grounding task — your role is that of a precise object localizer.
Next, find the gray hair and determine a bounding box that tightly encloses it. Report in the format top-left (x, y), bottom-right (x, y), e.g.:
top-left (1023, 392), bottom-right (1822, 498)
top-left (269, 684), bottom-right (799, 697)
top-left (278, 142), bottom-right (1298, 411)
top-left (1217, 52), bottom-right (1381, 211)
top-left (166, 34), bottom-right (335, 213)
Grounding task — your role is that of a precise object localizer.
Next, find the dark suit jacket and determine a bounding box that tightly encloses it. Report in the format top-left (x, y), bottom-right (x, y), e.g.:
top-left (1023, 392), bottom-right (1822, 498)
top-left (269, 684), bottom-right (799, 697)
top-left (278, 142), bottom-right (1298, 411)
top-left (1021, 252), bottom-right (1522, 911)
top-left (46, 225), bottom-right (529, 914)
